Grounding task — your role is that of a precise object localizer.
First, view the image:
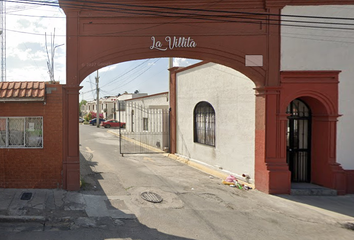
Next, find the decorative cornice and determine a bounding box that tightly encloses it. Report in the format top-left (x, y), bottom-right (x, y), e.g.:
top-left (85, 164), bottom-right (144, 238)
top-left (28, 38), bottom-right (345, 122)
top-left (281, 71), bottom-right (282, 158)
top-left (254, 86), bottom-right (282, 95)
top-left (265, 0), bottom-right (292, 8)
top-left (286, 0), bottom-right (354, 6)
top-left (281, 71), bottom-right (340, 84)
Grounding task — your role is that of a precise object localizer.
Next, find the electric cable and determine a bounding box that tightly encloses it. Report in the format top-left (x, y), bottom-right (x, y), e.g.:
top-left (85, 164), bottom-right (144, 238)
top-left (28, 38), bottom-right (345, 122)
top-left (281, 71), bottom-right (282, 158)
top-left (5, 0), bottom-right (354, 30)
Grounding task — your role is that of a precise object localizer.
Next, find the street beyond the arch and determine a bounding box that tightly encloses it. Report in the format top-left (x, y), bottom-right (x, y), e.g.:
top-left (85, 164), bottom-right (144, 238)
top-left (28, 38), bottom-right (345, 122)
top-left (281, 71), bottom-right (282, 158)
top-left (0, 125), bottom-right (353, 240)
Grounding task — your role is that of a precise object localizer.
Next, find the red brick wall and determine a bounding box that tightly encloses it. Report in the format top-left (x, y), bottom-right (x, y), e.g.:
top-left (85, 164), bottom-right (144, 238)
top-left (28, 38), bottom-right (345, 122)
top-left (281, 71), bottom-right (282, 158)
top-left (0, 83), bottom-right (64, 188)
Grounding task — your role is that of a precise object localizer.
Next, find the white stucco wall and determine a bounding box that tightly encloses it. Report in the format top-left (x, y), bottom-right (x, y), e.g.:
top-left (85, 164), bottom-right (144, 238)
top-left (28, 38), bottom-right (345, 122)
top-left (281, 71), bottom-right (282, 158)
top-left (281, 5), bottom-right (354, 169)
top-left (176, 63), bottom-right (255, 181)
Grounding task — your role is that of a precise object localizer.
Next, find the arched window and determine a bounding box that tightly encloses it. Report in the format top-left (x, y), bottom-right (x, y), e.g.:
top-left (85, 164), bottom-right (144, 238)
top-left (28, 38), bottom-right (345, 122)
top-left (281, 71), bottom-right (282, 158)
top-left (194, 101), bottom-right (215, 146)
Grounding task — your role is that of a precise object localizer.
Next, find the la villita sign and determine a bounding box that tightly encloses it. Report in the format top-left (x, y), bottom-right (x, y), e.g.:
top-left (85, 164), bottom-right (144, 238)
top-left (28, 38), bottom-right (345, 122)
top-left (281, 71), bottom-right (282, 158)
top-left (150, 36), bottom-right (197, 51)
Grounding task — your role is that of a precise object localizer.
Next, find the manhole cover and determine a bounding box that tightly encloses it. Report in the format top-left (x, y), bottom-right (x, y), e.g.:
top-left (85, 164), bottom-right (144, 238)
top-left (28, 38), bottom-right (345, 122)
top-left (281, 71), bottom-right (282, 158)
top-left (140, 192), bottom-right (163, 203)
top-left (20, 192), bottom-right (32, 200)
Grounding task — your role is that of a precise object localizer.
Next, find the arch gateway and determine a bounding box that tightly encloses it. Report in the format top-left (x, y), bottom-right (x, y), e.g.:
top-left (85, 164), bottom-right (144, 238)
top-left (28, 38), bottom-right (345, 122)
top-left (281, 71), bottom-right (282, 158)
top-left (59, 0), bottom-right (354, 194)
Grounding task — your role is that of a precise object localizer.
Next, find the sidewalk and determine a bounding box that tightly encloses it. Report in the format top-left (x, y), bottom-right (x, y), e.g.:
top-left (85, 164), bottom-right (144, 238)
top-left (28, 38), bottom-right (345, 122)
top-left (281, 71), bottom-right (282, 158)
top-left (0, 188), bottom-right (135, 229)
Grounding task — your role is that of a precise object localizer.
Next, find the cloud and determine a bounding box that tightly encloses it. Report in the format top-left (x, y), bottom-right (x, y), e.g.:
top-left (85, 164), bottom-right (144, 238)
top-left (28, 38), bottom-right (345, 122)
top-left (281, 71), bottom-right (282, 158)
top-left (173, 58), bottom-right (188, 67)
top-left (16, 19), bottom-right (31, 29)
top-left (5, 2), bottom-right (66, 83)
top-left (100, 64), bottom-right (117, 73)
top-left (173, 58), bottom-right (201, 67)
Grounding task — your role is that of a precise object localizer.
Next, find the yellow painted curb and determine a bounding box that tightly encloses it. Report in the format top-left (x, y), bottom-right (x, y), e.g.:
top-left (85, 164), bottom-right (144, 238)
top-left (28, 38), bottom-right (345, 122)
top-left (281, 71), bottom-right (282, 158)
top-left (107, 130), bottom-right (254, 188)
top-left (107, 130), bottom-right (164, 153)
top-left (166, 154), bottom-right (255, 188)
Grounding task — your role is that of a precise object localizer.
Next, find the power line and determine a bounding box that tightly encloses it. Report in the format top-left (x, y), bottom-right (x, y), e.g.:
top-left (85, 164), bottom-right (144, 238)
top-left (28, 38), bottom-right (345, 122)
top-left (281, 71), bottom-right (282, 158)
top-left (99, 59), bottom-right (151, 89)
top-left (105, 59), bottom-right (161, 94)
top-left (5, 0), bottom-right (354, 32)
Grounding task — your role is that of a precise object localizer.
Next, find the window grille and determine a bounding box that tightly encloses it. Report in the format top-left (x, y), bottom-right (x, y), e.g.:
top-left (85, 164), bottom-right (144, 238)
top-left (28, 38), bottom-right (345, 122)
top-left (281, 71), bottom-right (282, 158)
top-left (194, 102), bottom-right (215, 146)
top-left (143, 118), bottom-right (148, 131)
top-left (118, 101), bottom-right (126, 111)
top-left (0, 117), bottom-right (43, 148)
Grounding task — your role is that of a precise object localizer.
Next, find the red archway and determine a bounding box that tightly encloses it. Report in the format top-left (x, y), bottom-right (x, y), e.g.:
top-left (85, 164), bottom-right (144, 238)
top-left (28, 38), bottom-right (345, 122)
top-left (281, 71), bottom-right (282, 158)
top-left (279, 71), bottom-right (346, 194)
top-left (59, 0), bottom-right (352, 193)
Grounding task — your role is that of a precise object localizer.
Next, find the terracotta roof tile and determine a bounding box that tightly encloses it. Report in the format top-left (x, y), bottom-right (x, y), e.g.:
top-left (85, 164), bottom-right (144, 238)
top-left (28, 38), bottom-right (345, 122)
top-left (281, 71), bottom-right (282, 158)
top-left (1, 82), bottom-right (8, 89)
top-left (19, 89), bottom-right (26, 97)
top-left (20, 82), bottom-right (27, 89)
top-left (6, 89), bottom-right (13, 98)
top-left (14, 82), bottom-right (21, 89)
top-left (13, 89), bottom-right (19, 97)
top-left (33, 89), bottom-right (38, 97)
top-left (0, 81), bottom-right (46, 101)
top-left (26, 89), bottom-right (32, 97)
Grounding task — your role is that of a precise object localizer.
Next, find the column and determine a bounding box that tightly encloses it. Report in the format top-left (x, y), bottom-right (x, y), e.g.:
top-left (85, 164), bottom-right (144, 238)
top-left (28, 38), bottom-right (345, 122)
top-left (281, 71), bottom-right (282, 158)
top-left (254, 87), bottom-right (291, 194)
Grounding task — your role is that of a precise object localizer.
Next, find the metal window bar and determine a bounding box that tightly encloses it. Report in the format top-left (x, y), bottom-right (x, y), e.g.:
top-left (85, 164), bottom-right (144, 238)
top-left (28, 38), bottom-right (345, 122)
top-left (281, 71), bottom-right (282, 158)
top-left (0, 117), bottom-right (43, 148)
top-left (286, 99), bottom-right (311, 182)
top-left (194, 102), bottom-right (215, 146)
top-left (25, 117), bottom-right (43, 148)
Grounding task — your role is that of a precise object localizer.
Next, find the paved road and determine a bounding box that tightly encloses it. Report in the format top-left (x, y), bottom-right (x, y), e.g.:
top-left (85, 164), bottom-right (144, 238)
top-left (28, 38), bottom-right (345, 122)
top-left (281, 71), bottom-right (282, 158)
top-left (1, 125), bottom-right (353, 239)
top-left (79, 125), bottom-right (354, 240)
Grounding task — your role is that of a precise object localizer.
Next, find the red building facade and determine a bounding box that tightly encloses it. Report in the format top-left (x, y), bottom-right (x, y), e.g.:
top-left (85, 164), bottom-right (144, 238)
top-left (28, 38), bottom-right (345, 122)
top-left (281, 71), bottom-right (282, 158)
top-left (59, 0), bottom-right (354, 194)
top-left (0, 82), bottom-right (64, 188)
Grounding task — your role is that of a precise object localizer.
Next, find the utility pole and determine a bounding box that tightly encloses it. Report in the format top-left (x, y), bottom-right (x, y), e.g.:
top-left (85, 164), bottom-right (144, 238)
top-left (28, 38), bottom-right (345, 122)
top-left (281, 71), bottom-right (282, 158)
top-left (169, 57), bottom-right (173, 69)
top-left (96, 70), bottom-right (100, 128)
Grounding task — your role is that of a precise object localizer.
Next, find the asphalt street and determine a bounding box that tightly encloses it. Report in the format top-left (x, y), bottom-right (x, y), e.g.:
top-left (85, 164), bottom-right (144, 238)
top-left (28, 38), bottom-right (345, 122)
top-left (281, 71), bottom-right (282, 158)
top-left (1, 124), bottom-right (353, 240)
top-left (79, 125), bottom-right (354, 240)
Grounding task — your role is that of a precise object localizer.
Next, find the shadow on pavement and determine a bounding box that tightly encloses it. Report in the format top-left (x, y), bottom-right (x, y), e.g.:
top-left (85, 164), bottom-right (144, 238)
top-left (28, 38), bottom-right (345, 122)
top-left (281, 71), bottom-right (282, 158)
top-left (80, 150), bottom-right (194, 240)
top-left (276, 194), bottom-right (354, 219)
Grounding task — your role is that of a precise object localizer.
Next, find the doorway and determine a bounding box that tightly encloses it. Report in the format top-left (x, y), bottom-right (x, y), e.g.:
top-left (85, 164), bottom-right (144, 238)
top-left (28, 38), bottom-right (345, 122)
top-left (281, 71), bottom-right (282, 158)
top-left (286, 99), bottom-right (312, 182)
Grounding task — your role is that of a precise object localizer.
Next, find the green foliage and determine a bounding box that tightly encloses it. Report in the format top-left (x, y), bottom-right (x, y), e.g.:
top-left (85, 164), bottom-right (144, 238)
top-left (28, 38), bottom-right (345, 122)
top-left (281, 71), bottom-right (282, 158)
top-left (84, 112), bottom-right (92, 122)
top-left (79, 100), bottom-right (87, 116)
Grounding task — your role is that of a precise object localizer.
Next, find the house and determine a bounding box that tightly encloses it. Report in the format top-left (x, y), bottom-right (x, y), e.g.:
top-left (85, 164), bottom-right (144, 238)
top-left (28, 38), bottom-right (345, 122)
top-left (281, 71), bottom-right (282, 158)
top-left (81, 92), bottom-right (148, 119)
top-left (170, 63), bottom-right (256, 184)
top-left (117, 92), bottom-right (169, 152)
top-left (0, 82), bottom-right (65, 188)
top-left (168, 5), bottom-right (354, 194)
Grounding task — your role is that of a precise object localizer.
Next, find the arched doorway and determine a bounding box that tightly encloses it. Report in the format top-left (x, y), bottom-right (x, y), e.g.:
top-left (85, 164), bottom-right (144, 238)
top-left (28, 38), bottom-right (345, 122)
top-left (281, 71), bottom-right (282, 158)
top-left (286, 99), bottom-right (311, 183)
top-left (280, 71), bottom-right (346, 194)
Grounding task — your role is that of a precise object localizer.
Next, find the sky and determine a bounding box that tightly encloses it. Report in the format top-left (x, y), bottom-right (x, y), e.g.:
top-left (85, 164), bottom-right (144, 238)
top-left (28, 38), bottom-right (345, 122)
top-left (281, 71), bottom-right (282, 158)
top-left (4, 1), bottom-right (201, 102)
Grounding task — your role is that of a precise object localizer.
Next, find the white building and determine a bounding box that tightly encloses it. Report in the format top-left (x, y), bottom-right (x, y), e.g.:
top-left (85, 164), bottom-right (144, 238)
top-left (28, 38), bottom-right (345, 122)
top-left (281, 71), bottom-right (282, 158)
top-left (81, 92), bottom-right (148, 119)
top-left (117, 92), bottom-right (169, 151)
top-left (281, 5), bottom-right (354, 171)
top-left (169, 6), bottom-right (354, 194)
top-left (173, 63), bottom-right (256, 182)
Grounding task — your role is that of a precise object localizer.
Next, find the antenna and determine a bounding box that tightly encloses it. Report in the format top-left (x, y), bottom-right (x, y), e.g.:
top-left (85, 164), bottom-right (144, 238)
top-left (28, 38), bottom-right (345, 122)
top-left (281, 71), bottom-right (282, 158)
top-left (1, 1), bottom-right (6, 82)
top-left (45, 29), bottom-right (63, 83)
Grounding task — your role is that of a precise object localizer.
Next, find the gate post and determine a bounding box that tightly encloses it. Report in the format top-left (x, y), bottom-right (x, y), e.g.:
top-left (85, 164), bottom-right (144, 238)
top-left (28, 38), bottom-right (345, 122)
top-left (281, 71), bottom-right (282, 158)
top-left (63, 86), bottom-right (81, 191)
top-left (62, 8), bottom-right (81, 190)
top-left (169, 67), bottom-right (179, 154)
top-left (254, 87), bottom-right (291, 194)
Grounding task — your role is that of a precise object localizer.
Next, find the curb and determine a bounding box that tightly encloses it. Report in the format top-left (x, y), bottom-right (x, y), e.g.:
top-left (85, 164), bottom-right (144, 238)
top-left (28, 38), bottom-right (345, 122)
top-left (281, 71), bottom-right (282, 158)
top-left (0, 215), bottom-right (46, 223)
top-left (166, 153), bottom-right (255, 188)
top-left (106, 130), bottom-right (254, 188)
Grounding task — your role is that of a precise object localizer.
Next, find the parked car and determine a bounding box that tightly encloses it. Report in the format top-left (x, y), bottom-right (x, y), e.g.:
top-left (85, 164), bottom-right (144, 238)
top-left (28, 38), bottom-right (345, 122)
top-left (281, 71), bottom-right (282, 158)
top-left (89, 118), bottom-right (105, 125)
top-left (79, 117), bottom-right (84, 123)
top-left (101, 120), bottom-right (126, 128)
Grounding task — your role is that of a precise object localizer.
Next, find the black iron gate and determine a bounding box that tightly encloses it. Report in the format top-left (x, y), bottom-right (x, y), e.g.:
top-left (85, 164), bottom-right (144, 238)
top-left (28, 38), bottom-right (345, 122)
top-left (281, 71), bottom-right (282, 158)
top-left (118, 101), bottom-right (169, 154)
top-left (286, 99), bottom-right (312, 182)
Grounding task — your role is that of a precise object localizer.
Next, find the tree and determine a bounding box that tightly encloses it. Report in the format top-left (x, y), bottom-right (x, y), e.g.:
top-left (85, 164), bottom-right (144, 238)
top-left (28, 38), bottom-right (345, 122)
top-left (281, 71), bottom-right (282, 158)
top-left (79, 100), bottom-right (87, 116)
